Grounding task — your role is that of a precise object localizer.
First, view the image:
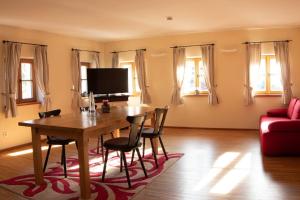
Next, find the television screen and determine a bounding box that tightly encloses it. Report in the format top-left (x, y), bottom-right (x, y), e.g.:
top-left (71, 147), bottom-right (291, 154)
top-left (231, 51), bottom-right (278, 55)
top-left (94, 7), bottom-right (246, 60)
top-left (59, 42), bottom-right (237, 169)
top-left (87, 68), bottom-right (128, 94)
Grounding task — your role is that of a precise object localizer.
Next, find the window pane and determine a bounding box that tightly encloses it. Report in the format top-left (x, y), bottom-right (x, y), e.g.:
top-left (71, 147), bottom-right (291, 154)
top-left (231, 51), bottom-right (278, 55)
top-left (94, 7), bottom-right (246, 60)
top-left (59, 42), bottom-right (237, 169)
top-left (198, 61), bottom-right (208, 91)
top-left (182, 60), bottom-right (196, 93)
top-left (22, 81), bottom-right (33, 99)
top-left (270, 58), bottom-right (283, 91)
top-left (252, 59), bottom-right (266, 91)
top-left (21, 63), bottom-right (32, 80)
top-left (81, 80), bottom-right (88, 94)
top-left (81, 66), bottom-right (87, 79)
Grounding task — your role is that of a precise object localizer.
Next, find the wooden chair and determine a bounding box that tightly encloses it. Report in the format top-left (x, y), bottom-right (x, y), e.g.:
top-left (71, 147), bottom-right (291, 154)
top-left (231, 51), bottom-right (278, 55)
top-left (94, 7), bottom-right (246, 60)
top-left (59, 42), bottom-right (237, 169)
top-left (131, 107), bottom-right (169, 168)
top-left (39, 109), bottom-right (77, 178)
top-left (80, 106), bottom-right (115, 159)
top-left (102, 114), bottom-right (148, 188)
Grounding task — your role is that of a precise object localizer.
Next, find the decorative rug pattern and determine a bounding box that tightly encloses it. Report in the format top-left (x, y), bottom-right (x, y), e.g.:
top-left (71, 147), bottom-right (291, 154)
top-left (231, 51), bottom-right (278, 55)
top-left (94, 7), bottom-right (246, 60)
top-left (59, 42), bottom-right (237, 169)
top-left (0, 148), bottom-right (183, 200)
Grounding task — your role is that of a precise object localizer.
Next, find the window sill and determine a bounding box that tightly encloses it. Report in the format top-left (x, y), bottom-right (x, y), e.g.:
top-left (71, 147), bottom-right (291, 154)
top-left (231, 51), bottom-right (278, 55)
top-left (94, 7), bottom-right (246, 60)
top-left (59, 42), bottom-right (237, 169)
top-left (129, 93), bottom-right (141, 97)
top-left (255, 94), bottom-right (282, 97)
top-left (183, 93), bottom-right (208, 97)
top-left (17, 101), bottom-right (40, 106)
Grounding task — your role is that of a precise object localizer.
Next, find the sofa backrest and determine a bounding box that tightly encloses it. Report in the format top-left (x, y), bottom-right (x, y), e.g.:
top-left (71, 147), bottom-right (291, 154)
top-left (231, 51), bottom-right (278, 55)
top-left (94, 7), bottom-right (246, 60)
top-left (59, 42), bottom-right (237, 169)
top-left (291, 99), bottom-right (300, 120)
top-left (288, 98), bottom-right (298, 119)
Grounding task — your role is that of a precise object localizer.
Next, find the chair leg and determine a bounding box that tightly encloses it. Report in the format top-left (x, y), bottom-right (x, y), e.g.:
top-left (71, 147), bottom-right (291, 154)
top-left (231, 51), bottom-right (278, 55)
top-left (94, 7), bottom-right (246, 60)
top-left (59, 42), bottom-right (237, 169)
top-left (150, 138), bottom-right (158, 168)
top-left (142, 137), bottom-right (146, 157)
top-left (102, 148), bottom-right (109, 182)
top-left (122, 151), bottom-right (131, 188)
top-left (100, 136), bottom-right (104, 161)
top-left (97, 137), bottom-right (100, 154)
top-left (62, 145), bottom-right (67, 178)
top-left (136, 148), bottom-right (148, 178)
top-left (61, 145), bottom-right (64, 165)
top-left (43, 144), bottom-right (52, 172)
top-left (75, 141), bottom-right (78, 150)
top-left (130, 149), bottom-right (135, 166)
top-left (110, 132), bottom-right (114, 138)
top-left (159, 136), bottom-right (168, 160)
top-left (120, 152), bottom-right (123, 172)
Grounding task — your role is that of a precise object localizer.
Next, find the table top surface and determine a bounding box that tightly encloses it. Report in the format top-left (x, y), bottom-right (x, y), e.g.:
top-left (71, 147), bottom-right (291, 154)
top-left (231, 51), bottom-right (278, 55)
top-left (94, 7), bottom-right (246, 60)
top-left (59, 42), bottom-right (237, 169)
top-left (18, 106), bottom-right (154, 132)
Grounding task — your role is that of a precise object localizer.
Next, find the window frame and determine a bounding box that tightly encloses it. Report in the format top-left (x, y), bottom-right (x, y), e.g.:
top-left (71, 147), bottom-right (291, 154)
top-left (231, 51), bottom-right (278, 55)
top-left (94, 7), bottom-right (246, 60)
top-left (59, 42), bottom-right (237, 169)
top-left (119, 61), bottom-right (140, 96)
top-left (183, 57), bottom-right (208, 96)
top-left (17, 58), bottom-right (37, 104)
top-left (255, 55), bottom-right (283, 96)
top-left (80, 62), bottom-right (91, 96)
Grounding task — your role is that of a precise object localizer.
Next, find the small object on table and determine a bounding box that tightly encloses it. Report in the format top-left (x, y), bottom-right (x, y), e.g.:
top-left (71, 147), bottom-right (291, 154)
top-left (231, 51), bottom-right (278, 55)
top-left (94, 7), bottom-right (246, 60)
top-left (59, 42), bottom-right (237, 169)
top-left (101, 100), bottom-right (110, 113)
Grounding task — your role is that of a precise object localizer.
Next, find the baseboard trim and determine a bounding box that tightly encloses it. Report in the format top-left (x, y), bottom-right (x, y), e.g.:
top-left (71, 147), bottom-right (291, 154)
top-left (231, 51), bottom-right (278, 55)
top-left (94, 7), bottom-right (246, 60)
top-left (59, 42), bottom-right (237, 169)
top-left (0, 139), bottom-right (46, 154)
top-left (164, 125), bottom-right (258, 131)
top-left (0, 126), bottom-right (258, 153)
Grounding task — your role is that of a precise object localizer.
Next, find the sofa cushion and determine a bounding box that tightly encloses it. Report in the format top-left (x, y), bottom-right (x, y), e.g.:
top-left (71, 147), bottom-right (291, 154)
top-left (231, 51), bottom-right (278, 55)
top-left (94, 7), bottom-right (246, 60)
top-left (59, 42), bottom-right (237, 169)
top-left (288, 98), bottom-right (298, 118)
top-left (267, 108), bottom-right (288, 117)
top-left (291, 100), bottom-right (300, 120)
top-left (268, 120), bottom-right (300, 132)
top-left (260, 115), bottom-right (290, 134)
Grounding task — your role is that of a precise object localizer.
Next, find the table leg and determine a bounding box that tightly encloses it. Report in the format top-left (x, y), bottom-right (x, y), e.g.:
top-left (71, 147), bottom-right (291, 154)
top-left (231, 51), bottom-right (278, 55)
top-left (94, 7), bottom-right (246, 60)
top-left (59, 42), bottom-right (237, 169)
top-left (77, 135), bottom-right (91, 199)
top-left (151, 113), bottom-right (159, 154)
top-left (31, 128), bottom-right (45, 184)
top-left (113, 129), bottom-right (120, 138)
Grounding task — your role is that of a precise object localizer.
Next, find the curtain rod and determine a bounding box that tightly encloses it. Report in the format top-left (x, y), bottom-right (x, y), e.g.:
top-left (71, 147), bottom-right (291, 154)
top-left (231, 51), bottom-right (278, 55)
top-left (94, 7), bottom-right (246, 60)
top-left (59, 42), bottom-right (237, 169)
top-left (2, 40), bottom-right (47, 46)
top-left (170, 43), bottom-right (214, 48)
top-left (242, 40), bottom-right (292, 44)
top-left (72, 48), bottom-right (100, 53)
top-left (110, 48), bottom-right (146, 53)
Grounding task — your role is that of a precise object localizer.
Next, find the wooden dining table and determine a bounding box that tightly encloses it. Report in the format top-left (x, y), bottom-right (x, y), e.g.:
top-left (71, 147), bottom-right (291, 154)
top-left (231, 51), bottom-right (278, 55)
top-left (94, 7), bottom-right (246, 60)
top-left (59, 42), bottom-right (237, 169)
top-left (18, 106), bottom-right (156, 199)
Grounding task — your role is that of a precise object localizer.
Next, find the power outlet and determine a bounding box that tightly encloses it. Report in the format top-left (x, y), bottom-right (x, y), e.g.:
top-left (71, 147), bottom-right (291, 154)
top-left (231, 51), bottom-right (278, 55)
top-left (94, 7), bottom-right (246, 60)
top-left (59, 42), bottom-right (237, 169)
top-left (1, 131), bottom-right (7, 137)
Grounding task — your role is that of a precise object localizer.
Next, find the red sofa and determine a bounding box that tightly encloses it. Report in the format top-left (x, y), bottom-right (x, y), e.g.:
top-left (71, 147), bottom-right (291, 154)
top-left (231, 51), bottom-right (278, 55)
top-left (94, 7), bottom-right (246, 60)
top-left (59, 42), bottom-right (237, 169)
top-left (260, 97), bottom-right (300, 156)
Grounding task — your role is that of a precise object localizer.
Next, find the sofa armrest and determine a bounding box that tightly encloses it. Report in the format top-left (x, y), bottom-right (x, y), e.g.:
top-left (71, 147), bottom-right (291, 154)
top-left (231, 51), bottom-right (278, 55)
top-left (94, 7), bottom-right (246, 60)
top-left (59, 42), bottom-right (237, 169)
top-left (267, 108), bottom-right (288, 117)
top-left (269, 120), bottom-right (300, 132)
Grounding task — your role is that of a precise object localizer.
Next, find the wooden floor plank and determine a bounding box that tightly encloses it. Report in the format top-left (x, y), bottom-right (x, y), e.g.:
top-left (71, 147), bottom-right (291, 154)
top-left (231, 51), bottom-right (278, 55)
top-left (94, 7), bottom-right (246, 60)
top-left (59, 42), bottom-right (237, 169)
top-left (1, 128), bottom-right (300, 200)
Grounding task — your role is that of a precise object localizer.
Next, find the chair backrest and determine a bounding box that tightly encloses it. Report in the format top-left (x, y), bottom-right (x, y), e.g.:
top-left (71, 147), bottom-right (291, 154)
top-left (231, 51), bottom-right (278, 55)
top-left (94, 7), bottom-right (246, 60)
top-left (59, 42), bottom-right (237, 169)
top-left (38, 109), bottom-right (61, 119)
top-left (38, 109), bottom-right (61, 141)
top-left (127, 114), bottom-right (147, 147)
top-left (153, 106), bottom-right (168, 135)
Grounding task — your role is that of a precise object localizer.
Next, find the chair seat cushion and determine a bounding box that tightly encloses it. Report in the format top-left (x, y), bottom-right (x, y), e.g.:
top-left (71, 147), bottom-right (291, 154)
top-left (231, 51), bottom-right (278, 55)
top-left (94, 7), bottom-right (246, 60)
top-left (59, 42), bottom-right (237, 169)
top-left (47, 136), bottom-right (74, 145)
top-left (104, 137), bottom-right (141, 151)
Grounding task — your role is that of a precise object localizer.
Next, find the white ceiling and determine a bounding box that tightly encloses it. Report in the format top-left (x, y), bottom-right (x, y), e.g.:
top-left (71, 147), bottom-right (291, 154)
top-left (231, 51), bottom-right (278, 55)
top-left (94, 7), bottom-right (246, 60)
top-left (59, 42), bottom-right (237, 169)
top-left (0, 0), bottom-right (300, 42)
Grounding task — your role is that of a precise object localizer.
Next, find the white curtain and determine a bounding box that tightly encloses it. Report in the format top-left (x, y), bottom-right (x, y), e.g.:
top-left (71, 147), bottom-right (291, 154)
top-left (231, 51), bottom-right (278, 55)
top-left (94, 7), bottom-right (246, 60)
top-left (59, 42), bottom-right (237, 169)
top-left (274, 41), bottom-right (293, 105)
top-left (92, 52), bottom-right (100, 68)
top-left (34, 45), bottom-right (51, 111)
top-left (244, 43), bottom-right (261, 105)
top-left (171, 47), bottom-right (186, 105)
top-left (71, 49), bottom-right (81, 111)
top-left (2, 42), bottom-right (22, 117)
top-left (112, 52), bottom-right (119, 68)
top-left (135, 50), bottom-right (151, 104)
top-left (201, 45), bottom-right (219, 105)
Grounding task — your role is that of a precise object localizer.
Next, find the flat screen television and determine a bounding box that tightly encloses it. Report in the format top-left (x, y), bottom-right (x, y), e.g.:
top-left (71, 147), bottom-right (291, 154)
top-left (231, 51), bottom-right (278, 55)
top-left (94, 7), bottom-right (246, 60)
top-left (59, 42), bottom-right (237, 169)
top-left (87, 68), bottom-right (128, 95)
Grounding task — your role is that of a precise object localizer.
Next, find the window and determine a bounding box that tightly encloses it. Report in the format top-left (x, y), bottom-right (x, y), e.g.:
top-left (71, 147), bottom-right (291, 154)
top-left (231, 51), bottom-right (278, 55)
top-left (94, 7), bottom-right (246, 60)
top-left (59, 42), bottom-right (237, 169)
top-left (17, 59), bottom-right (37, 104)
top-left (253, 55), bottom-right (283, 95)
top-left (120, 62), bottom-right (140, 95)
top-left (80, 62), bottom-right (90, 96)
top-left (182, 58), bottom-right (208, 95)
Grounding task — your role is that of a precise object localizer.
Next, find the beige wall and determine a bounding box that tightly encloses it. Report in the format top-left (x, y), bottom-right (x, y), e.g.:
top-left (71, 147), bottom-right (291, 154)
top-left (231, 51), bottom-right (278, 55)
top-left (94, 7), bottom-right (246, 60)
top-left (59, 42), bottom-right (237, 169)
top-left (1, 25), bottom-right (300, 150)
top-left (0, 25), bottom-right (103, 150)
top-left (104, 27), bottom-right (300, 129)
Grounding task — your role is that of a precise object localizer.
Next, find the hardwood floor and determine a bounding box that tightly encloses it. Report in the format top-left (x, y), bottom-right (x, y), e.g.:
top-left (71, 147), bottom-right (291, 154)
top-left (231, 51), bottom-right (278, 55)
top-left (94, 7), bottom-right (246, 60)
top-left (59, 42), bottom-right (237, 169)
top-left (1, 128), bottom-right (300, 200)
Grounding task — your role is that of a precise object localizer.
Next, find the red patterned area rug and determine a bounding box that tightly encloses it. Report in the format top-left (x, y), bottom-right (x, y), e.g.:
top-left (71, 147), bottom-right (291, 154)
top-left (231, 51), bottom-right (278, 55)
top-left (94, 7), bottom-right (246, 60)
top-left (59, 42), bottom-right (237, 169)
top-left (0, 149), bottom-right (183, 200)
